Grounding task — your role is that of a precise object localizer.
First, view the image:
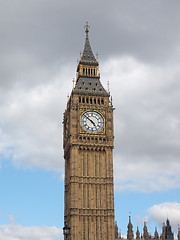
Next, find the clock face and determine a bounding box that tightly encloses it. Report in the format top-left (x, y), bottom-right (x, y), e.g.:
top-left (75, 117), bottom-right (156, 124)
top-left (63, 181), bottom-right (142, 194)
top-left (81, 111), bottom-right (104, 133)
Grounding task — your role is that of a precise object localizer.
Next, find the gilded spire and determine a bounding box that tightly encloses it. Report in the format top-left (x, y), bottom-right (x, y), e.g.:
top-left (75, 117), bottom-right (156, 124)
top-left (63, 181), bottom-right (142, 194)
top-left (165, 218), bottom-right (174, 240)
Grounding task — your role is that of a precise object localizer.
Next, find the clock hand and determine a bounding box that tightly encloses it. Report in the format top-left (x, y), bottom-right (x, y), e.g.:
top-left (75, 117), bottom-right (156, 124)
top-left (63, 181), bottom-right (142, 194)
top-left (86, 116), bottom-right (96, 127)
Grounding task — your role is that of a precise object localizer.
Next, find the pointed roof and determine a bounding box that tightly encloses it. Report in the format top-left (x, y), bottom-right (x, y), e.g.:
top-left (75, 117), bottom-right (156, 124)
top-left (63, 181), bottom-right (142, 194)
top-left (73, 76), bottom-right (108, 96)
top-left (154, 227), bottom-right (159, 239)
top-left (127, 216), bottom-right (134, 240)
top-left (165, 218), bottom-right (174, 240)
top-left (143, 222), bottom-right (149, 240)
top-left (136, 226), bottom-right (140, 240)
top-left (79, 21), bottom-right (98, 65)
top-left (178, 225), bottom-right (180, 240)
top-left (73, 22), bottom-right (109, 97)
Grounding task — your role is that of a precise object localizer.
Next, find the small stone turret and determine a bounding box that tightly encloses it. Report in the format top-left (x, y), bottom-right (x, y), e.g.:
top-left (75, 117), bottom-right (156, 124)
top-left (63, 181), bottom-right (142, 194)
top-left (115, 221), bottom-right (119, 239)
top-left (127, 216), bottom-right (134, 240)
top-left (177, 226), bottom-right (180, 240)
top-left (154, 227), bottom-right (159, 239)
top-left (136, 226), bottom-right (140, 240)
top-left (143, 222), bottom-right (149, 240)
top-left (161, 223), bottom-right (166, 240)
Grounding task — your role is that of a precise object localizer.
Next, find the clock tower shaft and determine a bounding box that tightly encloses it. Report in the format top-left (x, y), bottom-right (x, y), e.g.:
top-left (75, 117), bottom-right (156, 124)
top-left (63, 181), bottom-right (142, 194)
top-left (63, 22), bottom-right (115, 240)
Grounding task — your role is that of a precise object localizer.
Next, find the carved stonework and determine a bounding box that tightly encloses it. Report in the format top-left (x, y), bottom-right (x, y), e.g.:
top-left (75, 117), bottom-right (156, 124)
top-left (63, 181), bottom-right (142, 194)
top-left (127, 216), bottom-right (134, 240)
top-left (63, 22), bottom-right (115, 240)
top-left (143, 222), bottom-right (149, 240)
top-left (154, 227), bottom-right (159, 240)
top-left (136, 227), bottom-right (140, 240)
top-left (178, 227), bottom-right (180, 240)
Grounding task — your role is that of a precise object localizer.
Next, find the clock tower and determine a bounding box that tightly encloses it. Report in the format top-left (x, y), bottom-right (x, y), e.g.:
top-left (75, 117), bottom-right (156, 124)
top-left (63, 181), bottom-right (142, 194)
top-left (63, 22), bottom-right (115, 240)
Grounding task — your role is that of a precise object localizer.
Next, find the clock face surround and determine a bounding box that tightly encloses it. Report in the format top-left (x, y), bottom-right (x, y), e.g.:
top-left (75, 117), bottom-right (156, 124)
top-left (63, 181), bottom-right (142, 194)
top-left (81, 111), bottom-right (104, 133)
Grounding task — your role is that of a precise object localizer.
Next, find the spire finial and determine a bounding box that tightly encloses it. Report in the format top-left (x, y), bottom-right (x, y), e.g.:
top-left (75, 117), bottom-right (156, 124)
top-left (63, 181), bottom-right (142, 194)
top-left (85, 20), bottom-right (90, 37)
top-left (96, 52), bottom-right (99, 62)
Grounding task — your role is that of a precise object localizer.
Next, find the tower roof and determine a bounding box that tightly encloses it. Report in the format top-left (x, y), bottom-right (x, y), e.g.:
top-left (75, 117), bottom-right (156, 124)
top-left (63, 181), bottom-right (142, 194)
top-left (73, 22), bottom-right (109, 97)
top-left (73, 76), bottom-right (108, 96)
top-left (80, 21), bottom-right (97, 64)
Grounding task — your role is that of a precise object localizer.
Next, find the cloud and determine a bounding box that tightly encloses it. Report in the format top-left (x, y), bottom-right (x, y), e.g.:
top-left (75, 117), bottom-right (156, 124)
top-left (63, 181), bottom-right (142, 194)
top-left (1, 55), bottom-right (180, 193)
top-left (0, 63), bottom-right (73, 172)
top-left (0, 1), bottom-right (180, 193)
top-left (0, 218), bottom-right (63, 240)
top-left (147, 202), bottom-right (180, 232)
top-left (101, 57), bottom-right (180, 192)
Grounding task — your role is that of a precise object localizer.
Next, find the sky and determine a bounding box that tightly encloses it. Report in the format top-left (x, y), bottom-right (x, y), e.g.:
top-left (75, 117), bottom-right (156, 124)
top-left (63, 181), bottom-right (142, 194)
top-left (0, 0), bottom-right (180, 239)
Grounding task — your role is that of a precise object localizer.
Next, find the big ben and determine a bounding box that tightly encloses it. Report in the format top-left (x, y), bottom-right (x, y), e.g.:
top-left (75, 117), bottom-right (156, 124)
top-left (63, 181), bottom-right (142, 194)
top-left (63, 22), bottom-right (115, 240)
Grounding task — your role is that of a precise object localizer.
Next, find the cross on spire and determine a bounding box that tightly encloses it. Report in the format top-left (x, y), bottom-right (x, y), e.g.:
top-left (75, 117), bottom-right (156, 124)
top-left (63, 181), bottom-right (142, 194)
top-left (85, 20), bottom-right (90, 36)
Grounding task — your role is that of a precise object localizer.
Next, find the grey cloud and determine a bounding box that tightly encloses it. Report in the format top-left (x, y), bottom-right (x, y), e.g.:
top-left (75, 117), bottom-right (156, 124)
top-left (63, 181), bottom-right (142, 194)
top-left (1, 1), bottom-right (180, 89)
top-left (101, 56), bottom-right (180, 192)
top-left (0, 64), bottom-right (73, 172)
top-left (0, 0), bottom-right (180, 192)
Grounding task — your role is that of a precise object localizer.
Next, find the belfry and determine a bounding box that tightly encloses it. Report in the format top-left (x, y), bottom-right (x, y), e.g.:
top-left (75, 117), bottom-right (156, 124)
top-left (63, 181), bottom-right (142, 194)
top-left (63, 22), bottom-right (115, 240)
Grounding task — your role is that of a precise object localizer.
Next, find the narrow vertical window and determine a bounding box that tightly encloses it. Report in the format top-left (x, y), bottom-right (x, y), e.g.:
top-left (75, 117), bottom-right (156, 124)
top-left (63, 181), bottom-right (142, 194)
top-left (87, 154), bottom-right (89, 176)
top-left (99, 156), bottom-right (101, 176)
top-left (109, 188), bottom-right (111, 208)
top-left (86, 68), bottom-right (87, 75)
top-left (100, 186), bottom-right (101, 208)
top-left (88, 218), bottom-right (90, 240)
top-left (95, 155), bottom-right (97, 176)
top-left (83, 68), bottom-right (85, 75)
top-left (100, 218), bottom-right (102, 240)
top-left (94, 69), bottom-right (96, 76)
top-left (83, 217), bottom-right (85, 240)
top-left (88, 69), bottom-right (90, 75)
top-left (96, 186), bottom-right (97, 208)
top-left (87, 186), bottom-right (89, 208)
top-left (96, 217), bottom-right (98, 240)
top-left (83, 155), bottom-right (85, 176)
top-left (83, 185), bottom-right (85, 208)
